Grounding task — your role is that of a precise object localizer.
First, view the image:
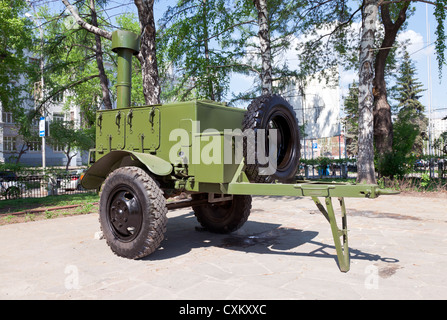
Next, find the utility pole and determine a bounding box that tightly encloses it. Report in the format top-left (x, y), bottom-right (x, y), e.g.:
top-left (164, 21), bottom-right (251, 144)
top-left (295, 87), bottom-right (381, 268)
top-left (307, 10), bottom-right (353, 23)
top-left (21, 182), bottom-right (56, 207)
top-left (27, 2), bottom-right (46, 169)
top-left (426, 4), bottom-right (433, 177)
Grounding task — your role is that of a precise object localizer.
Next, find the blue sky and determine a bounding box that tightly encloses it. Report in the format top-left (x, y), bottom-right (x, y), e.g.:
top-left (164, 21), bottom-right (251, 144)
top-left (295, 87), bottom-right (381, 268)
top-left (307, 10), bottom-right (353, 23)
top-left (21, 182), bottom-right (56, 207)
top-left (403, 2), bottom-right (447, 119)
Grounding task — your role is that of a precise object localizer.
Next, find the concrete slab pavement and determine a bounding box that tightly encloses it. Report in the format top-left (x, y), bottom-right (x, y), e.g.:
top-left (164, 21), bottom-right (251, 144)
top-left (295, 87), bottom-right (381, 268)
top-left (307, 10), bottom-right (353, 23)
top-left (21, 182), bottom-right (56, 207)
top-left (0, 194), bottom-right (446, 300)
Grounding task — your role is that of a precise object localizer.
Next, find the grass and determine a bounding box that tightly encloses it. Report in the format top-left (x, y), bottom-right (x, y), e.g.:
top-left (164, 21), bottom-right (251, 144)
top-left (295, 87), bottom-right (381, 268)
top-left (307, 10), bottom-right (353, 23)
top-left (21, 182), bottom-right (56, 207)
top-left (0, 192), bottom-right (99, 215)
top-left (312, 176), bottom-right (447, 194)
top-left (0, 193), bottom-right (99, 226)
top-left (378, 176), bottom-right (447, 193)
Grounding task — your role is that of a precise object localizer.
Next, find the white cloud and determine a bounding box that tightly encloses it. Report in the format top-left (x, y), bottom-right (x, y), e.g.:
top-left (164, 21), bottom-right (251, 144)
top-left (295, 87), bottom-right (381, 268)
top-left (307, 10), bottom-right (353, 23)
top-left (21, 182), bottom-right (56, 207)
top-left (397, 29), bottom-right (434, 59)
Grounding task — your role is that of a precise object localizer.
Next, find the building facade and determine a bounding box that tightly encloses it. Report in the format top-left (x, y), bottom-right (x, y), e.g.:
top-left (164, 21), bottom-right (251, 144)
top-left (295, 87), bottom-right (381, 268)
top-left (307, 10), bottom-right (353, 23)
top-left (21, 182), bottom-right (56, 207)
top-left (0, 95), bottom-right (86, 167)
top-left (281, 70), bottom-right (344, 160)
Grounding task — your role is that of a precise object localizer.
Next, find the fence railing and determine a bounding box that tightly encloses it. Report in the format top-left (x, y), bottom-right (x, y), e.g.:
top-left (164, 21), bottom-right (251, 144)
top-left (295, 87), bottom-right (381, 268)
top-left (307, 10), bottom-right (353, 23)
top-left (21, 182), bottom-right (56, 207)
top-left (298, 158), bottom-right (447, 180)
top-left (1, 173), bottom-right (94, 201)
top-left (2, 158), bottom-right (446, 200)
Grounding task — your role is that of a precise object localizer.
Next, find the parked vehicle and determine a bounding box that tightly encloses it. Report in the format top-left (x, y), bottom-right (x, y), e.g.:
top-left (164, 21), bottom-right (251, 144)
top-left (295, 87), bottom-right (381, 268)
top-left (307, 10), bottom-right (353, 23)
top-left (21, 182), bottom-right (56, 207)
top-left (0, 171), bottom-right (23, 199)
top-left (60, 169), bottom-right (85, 191)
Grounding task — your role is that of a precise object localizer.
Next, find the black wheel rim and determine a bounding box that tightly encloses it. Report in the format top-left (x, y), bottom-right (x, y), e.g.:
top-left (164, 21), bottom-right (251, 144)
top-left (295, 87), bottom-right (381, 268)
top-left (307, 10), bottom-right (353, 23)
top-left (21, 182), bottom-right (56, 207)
top-left (266, 110), bottom-right (293, 170)
top-left (107, 186), bottom-right (143, 242)
top-left (206, 201), bottom-right (233, 223)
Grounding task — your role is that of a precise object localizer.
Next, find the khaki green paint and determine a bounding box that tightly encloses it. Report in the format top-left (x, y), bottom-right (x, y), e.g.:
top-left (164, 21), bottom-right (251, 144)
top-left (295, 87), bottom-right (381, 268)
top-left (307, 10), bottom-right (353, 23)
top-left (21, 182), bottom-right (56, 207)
top-left (81, 150), bottom-right (172, 189)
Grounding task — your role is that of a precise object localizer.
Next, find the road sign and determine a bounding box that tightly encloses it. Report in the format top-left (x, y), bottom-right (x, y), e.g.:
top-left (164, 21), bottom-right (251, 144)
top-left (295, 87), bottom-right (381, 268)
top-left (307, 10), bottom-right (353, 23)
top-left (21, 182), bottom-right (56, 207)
top-left (39, 116), bottom-right (45, 137)
top-left (312, 142), bottom-right (318, 149)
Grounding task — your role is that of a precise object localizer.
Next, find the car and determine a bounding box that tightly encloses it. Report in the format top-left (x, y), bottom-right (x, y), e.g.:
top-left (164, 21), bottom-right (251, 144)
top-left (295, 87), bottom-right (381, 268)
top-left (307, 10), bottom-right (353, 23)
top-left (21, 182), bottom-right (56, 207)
top-left (0, 171), bottom-right (23, 199)
top-left (60, 169), bottom-right (86, 191)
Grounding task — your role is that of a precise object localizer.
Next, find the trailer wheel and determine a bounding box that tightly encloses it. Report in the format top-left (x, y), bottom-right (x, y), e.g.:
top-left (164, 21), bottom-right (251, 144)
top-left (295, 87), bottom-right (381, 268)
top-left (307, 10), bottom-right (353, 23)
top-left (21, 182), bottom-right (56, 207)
top-left (99, 167), bottom-right (167, 259)
top-left (242, 94), bottom-right (300, 183)
top-left (191, 194), bottom-right (252, 233)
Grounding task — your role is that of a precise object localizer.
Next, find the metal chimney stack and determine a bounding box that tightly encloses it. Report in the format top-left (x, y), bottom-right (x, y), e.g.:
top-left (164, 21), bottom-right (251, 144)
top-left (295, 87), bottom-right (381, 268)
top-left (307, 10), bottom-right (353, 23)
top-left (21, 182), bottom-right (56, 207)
top-left (111, 30), bottom-right (140, 109)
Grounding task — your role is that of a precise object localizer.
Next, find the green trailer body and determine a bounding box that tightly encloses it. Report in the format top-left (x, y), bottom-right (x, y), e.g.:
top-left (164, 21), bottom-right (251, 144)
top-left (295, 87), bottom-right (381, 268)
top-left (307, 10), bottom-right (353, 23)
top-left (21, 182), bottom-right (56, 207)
top-left (81, 30), bottom-right (396, 272)
top-left (86, 100), bottom-right (246, 189)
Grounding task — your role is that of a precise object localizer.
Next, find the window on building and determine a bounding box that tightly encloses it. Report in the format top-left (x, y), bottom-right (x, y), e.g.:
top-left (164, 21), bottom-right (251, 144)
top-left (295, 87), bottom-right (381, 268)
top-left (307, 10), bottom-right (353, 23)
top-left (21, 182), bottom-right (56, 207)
top-left (53, 143), bottom-right (65, 152)
top-left (52, 91), bottom-right (64, 103)
top-left (2, 112), bottom-right (14, 124)
top-left (28, 141), bottom-right (42, 152)
top-left (3, 136), bottom-right (16, 152)
top-left (53, 113), bottom-right (64, 122)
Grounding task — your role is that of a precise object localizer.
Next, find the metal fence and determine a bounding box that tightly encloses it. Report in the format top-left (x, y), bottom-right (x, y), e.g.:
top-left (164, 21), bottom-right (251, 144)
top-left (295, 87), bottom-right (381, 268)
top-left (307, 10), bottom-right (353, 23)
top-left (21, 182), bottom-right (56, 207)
top-left (298, 159), bottom-right (447, 180)
top-left (1, 172), bottom-right (94, 201)
top-left (2, 159), bottom-right (445, 201)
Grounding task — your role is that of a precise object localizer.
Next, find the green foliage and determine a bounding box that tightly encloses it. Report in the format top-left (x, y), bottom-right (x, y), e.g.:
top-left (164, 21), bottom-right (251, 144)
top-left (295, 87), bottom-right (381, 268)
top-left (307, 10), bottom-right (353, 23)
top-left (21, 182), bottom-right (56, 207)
top-left (47, 120), bottom-right (95, 169)
top-left (0, 0), bottom-right (40, 160)
top-left (393, 50), bottom-right (428, 155)
top-left (376, 114), bottom-right (419, 178)
top-left (342, 81), bottom-right (359, 157)
top-left (392, 50), bottom-right (426, 114)
top-left (156, 0), bottom-right (304, 104)
top-left (229, 0), bottom-right (304, 101)
top-left (295, 0), bottom-right (360, 83)
top-left (377, 49), bottom-right (429, 178)
top-left (38, 4), bottom-right (113, 125)
top-left (420, 173), bottom-right (430, 187)
top-left (0, 0), bottom-right (37, 111)
top-left (157, 0), bottom-right (240, 102)
top-left (434, 0), bottom-right (447, 78)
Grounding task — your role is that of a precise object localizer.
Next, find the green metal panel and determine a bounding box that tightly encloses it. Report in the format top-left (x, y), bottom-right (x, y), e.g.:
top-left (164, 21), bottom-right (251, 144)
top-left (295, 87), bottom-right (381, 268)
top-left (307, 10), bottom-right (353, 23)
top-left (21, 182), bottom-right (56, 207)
top-left (126, 107), bottom-right (160, 151)
top-left (131, 151), bottom-right (172, 175)
top-left (91, 100), bottom-right (246, 183)
top-left (81, 150), bottom-right (172, 189)
top-left (96, 109), bottom-right (126, 154)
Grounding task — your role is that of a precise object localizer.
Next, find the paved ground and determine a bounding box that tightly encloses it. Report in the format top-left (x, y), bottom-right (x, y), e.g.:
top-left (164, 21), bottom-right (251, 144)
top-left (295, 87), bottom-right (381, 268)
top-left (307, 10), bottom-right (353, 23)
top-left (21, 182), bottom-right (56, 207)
top-left (0, 194), bottom-right (446, 300)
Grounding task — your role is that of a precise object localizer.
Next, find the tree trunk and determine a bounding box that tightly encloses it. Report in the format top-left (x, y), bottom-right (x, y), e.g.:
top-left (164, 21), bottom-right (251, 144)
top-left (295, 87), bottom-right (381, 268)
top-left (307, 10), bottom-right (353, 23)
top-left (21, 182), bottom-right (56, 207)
top-left (134, 0), bottom-right (161, 105)
top-left (202, 0), bottom-right (215, 101)
top-left (357, 0), bottom-right (378, 184)
top-left (14, 144), bottom-right (28, 165)
top-left (61, 0), bottom-right (112, 40)
top-left (89, 0), bottom-right (112, 110)
top-left (62, 0), bottom-right (160, 105)
top-left (373, 2), bottom-right (410, 156)
top-left (254, 0), bottom-right (272, 96)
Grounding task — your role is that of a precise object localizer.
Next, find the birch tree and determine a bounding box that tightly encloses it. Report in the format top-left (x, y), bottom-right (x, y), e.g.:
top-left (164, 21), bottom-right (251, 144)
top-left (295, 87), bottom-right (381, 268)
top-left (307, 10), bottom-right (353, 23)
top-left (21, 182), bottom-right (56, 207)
top-left (254, 0), bottom-right (272, 95)
top-left (89, 0), bottom-right (112, 110)
top-left (157, 0), bottom-right (243, 102)
top-left (357, 0), bottom-right (378, 184)
top-left (61, 0), bottom-right (161, 105)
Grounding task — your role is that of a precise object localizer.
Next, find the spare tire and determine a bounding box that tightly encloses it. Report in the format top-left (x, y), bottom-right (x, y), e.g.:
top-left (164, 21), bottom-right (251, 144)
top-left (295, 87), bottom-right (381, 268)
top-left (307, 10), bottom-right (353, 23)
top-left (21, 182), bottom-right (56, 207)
top-left (242, 94), bottom-right (300, 183)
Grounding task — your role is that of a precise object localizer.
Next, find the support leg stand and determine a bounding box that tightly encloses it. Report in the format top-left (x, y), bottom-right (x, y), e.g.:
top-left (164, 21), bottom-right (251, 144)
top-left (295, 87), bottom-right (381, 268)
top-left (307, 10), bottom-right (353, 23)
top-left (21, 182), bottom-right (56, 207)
top-left (312, 196), bottom-right (350, 272)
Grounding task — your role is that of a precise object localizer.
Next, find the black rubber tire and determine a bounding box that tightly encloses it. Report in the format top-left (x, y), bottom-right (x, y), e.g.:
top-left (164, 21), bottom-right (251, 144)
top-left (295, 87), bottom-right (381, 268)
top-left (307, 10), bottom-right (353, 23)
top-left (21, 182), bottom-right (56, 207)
top-left (242, 94), bottom-right (300, 183)
top-left (99, 167), bottom-right (167, 259)
top-left (191, 193), bottom-right (252, 233)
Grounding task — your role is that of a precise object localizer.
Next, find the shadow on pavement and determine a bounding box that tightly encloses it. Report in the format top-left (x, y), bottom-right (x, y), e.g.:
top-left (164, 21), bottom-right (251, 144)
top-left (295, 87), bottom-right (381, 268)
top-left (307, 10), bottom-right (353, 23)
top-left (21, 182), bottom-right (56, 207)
top-left (143, 211), bottom-right (399, 267)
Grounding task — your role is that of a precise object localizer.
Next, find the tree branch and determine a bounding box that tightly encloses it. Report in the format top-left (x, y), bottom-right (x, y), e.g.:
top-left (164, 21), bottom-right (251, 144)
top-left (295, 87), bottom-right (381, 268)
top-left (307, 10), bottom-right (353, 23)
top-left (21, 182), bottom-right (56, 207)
top-left (61, 0), bottom-right (112, 40)
top-left (207, 64), bottom-right (261, 76)
top-left (199, 20), bottom-right (257, 43)
top-left (379, 0), bottom-right (447, 10)
top-left (36, 74), bottom-right (100, 115)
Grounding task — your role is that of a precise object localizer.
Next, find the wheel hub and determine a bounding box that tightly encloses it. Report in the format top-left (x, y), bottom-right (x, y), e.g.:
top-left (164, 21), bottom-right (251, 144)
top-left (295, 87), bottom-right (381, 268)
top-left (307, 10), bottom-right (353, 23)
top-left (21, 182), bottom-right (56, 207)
top-left (109, 189), bottom-right (143, 241)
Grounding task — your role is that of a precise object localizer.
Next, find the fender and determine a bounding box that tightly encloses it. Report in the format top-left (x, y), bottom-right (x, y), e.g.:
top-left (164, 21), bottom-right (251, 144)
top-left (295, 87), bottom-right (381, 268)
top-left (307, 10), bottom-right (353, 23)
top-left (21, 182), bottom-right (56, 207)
top-left (81, 150), bottom-right (172, 189)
